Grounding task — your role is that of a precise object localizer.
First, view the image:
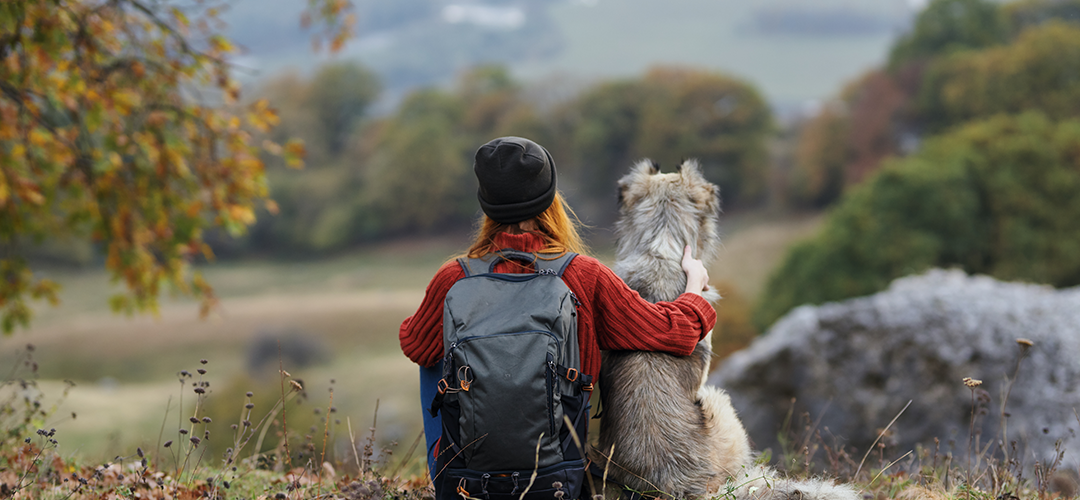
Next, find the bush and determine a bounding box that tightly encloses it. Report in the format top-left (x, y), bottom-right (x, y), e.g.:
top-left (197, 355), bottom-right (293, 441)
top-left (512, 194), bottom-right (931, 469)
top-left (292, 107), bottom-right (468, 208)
top-left (918, 21), bottom-right (1080, 132)
top-left (754, 112), bottom-right (1080, 330)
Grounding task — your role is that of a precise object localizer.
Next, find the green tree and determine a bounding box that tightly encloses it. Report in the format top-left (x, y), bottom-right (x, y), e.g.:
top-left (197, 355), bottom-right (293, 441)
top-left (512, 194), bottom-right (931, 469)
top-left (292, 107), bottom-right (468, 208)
top-left (636, 67), bottom-right (772, 206)
top-left (918, 21), bottom-right (1080, 132)
top-left (306, 61), bottom-right (380, 156)
top-left (888, 0), bottom-right (1010, 68)
top-left (0, 0), bottom-right (348, 331)
top-left (755, 112), bottom-right (1080, 330)
top-left (360, 89), bottom-right (474, 235)
top-left (563, 79), bottom-right (653, 201)
top-left (562, 67), bottom-right (771, 213)
top-left (1005, 0), bottom-right (1080, 34)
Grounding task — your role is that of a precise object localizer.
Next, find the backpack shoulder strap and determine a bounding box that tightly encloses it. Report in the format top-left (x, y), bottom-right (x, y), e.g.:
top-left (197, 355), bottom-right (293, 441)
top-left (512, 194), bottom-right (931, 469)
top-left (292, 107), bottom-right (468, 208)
top-left (534, 252), bottom-right (577, 277)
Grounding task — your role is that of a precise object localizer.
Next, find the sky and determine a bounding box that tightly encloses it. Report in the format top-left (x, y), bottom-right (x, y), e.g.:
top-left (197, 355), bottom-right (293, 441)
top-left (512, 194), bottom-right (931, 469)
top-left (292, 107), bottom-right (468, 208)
top-left (219, 0), bottom-right (922, 112)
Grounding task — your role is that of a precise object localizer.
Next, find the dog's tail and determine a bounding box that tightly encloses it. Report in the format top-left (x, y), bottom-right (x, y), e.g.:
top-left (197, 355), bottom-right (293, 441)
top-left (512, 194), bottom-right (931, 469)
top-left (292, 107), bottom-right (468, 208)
top-left (698, 385), bottom-right (752, 479)
top-left (718, 463), bottom-right (861, 500)
top-left (698, 387), bottom-right (859, 500)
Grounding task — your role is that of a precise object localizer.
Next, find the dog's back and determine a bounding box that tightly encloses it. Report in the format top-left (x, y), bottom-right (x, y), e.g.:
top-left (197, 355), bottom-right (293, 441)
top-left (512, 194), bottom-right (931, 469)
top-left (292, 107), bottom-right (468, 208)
top-left (594, 160), bottom-right (860, 500)
top-left (593, 160), bottom-right (751, 499)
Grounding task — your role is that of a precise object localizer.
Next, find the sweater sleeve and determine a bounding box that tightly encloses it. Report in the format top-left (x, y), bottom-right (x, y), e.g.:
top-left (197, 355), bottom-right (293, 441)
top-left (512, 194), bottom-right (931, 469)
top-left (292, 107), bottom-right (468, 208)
top-left (399, 261), bottom-right (463, 368)
top-left (589, 261), bottom-right (716, 356)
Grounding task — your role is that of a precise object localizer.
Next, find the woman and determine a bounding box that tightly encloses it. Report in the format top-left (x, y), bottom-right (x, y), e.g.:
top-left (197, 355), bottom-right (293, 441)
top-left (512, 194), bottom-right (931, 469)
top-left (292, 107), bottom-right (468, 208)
top-left (399, 136), bottom-right (715, 480)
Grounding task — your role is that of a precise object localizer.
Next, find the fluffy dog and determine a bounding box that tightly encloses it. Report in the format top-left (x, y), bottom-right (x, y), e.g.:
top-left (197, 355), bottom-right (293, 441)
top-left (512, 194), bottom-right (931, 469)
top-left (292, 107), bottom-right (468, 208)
top-left (592, 160), bottom-right (858, 500)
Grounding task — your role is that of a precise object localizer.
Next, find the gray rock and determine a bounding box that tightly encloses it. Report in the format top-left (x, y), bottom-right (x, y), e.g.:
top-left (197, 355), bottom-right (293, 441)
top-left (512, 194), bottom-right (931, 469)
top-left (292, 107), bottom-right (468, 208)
top-left (708, 269), bottom-right (1080, 467)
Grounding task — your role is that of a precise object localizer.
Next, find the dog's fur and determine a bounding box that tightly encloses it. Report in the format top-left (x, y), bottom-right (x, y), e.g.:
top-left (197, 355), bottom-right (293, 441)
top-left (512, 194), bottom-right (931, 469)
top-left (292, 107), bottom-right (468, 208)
top-left (592, 160), bottom-right (859, 500)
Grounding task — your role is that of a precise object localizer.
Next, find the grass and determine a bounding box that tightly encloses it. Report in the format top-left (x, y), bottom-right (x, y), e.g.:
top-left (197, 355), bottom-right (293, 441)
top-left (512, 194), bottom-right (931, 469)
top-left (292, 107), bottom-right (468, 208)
top-left (1, 339), bottom-right (1076, 500)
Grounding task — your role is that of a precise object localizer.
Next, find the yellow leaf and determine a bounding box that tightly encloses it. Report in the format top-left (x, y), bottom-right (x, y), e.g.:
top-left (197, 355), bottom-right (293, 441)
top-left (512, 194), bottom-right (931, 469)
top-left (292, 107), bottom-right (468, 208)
top-left (29, 128), bottom-right (49, 147)
top-left (0, 176), bottom-right (9, 206)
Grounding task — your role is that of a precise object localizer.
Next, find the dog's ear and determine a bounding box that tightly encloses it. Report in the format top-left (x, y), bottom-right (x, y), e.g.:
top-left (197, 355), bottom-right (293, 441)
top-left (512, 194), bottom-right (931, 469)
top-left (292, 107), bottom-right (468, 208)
top-left (678, 159), bottom-right (705, 181)
top-left (629, 159), bottom-right (657, 177)
top-left (618, 160), bottom-right (655, 210)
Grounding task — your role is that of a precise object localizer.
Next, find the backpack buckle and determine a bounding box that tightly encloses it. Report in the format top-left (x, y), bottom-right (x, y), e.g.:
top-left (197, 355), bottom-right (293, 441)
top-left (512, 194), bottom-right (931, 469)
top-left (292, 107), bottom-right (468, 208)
top-left (583, 383), bottom-right (594, 392)
top-left (565, 368), bottom-right (579, 382)
top-left (437, 379), bottom-right (449, 395)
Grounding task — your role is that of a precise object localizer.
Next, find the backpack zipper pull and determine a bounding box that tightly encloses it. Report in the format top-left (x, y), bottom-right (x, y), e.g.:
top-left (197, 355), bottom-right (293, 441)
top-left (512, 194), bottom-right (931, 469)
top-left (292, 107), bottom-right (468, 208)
top-left (569, 291), bottom-right (581, 307)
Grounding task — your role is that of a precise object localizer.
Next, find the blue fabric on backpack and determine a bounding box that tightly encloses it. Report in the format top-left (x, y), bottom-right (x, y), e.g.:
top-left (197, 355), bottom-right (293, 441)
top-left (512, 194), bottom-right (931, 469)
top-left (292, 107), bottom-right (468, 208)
top-left (420, 360), bottom-right (443, 481)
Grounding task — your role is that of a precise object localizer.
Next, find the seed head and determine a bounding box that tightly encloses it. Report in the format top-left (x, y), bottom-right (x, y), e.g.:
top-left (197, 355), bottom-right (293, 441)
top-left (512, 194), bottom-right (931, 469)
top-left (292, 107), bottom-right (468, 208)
top-left (164, 440), bottom-right (173, 448)
top-left (190, 417), bottom-right (200, 424)
top-left (179, 429), bottom-right (189, 435)
top-left (190, 436), bottom-right (201, 445)
top-left (245, 403), bottom-right (254, 409)
top-left (1016, 338), bottom-right (1034, 347)
top-left (137, 447), bottom-right (144, 458)
top-left (202, 417), bottom-right (212, 423)
top-left (200, 359), bottom-right (208, 365)
top-left (962, 377), bottom-right (983, 388)
top-left (290, 380), bottom-right (303, 391)
top-left (194, 387), bottom-right (205, 394)
top-left (246, 391), bottom-right (254, 397)
top-left (231, 424), bottom-right (238, 430)
top-left (197, 368), bottom-right (207, 375)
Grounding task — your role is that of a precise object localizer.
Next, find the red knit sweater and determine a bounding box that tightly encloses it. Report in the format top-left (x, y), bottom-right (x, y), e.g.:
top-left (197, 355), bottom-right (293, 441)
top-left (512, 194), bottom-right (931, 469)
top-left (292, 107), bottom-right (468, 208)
top-left (399, 232), bottom-right (717, 383)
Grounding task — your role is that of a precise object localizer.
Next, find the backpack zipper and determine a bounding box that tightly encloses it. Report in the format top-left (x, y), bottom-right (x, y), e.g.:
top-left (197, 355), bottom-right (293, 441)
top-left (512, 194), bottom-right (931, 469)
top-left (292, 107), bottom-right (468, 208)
top-left (546, 353), bottom-right (556, 436)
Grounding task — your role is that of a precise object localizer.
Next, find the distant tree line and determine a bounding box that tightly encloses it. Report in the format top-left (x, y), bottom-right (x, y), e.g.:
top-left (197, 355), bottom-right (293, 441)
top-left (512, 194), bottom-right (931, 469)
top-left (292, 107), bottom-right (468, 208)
top-left (202, 64), bottom-right (772, 256)
top-left (756, 0), bottom-right (1080, 329)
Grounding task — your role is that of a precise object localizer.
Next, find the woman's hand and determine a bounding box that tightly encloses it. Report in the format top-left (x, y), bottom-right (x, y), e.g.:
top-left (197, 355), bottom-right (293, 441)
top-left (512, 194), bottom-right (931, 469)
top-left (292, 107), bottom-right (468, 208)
top-left (681, 245), bottom-right (710, 296)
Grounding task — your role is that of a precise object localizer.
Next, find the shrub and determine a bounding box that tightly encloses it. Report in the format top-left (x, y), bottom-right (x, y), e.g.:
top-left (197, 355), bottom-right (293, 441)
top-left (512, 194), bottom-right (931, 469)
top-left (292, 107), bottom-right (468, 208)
top-left (755, 112), bottom-right (1080, 330)
top-left (918, 22), bottom-right (1080, 132)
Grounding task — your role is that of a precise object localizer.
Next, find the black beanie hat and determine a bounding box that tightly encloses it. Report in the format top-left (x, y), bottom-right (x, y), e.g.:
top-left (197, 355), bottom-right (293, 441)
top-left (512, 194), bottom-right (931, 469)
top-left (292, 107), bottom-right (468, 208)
top-left (474, 136), bottom-right (557, 224)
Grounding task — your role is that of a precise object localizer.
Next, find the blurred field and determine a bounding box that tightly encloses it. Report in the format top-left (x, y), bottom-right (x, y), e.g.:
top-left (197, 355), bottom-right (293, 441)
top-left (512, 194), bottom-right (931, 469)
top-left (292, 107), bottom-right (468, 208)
top-left (0, 213), bottom-right (821, 464)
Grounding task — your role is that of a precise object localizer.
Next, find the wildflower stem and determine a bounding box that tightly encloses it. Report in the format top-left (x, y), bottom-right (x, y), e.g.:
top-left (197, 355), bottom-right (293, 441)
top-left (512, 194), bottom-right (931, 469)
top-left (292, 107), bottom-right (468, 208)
top-left (855, 399), bottom-right (911, 478)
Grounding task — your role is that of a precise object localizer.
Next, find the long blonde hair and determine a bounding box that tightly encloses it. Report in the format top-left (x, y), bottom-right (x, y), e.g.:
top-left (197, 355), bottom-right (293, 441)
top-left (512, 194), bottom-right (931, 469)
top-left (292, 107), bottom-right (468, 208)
top-left (465, 191), bottom-right (590, 259)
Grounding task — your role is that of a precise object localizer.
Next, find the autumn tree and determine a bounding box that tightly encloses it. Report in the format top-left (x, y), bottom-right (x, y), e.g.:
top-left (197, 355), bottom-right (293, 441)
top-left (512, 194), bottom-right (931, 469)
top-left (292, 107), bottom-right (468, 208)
top-left (0, 0), bottom-right (350, 331)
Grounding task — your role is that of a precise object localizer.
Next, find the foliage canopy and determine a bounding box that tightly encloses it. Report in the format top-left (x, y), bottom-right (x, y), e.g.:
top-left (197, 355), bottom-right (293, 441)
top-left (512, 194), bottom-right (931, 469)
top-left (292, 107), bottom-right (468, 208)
top-left (756, 112), bottom-right (1080, 329)
top-left (0, 0), bottom-right (352, 331)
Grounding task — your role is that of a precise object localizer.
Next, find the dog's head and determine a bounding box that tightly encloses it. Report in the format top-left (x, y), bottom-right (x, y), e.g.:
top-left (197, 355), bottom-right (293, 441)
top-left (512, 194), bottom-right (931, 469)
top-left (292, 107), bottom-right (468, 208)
top-left (615, 159), bottom-right (721, 264)
top-left (614, 159), bottom-right (722, 303)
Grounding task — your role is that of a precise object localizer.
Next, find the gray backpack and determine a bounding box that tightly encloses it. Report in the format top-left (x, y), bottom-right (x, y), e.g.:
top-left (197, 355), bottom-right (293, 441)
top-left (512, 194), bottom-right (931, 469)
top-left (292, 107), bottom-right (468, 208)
top-left (430, 250), bottom-right (593, 500)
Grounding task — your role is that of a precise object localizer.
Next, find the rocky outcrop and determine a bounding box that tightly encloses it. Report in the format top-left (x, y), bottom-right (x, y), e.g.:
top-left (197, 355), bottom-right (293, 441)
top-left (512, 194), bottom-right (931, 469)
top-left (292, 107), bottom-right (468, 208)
top-left (708, 269), bottom-right (1080, 466)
